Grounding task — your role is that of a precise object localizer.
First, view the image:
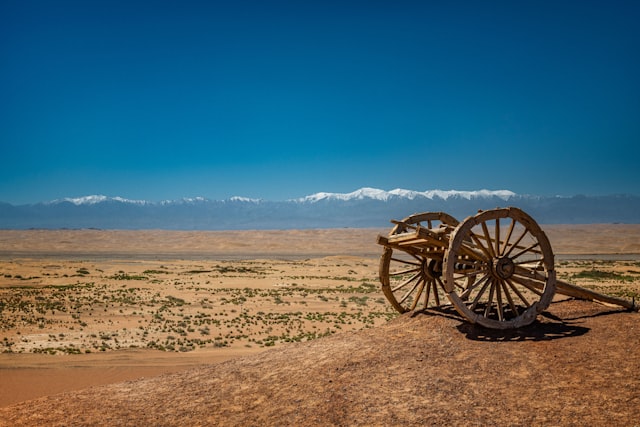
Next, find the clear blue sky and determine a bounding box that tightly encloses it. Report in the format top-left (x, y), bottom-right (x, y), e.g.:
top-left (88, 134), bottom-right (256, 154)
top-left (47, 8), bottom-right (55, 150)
top-left (1, 1), bottom-right (639, 204)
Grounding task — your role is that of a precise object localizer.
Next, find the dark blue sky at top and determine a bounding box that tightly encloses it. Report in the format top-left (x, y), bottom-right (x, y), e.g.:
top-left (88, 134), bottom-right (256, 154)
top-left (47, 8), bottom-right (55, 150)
top-left (1, 0), bottom-right (639, 204)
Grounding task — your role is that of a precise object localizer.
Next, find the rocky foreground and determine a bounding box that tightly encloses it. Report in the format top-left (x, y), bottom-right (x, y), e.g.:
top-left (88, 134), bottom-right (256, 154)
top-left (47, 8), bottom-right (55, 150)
top-left (1, 299), bottom-right (638, 426)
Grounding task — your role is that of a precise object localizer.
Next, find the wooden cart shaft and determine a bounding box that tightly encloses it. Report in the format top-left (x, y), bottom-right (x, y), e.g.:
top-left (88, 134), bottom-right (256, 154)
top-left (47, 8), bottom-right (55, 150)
top-left (556, 279), bottom-right (637, 310)
top-left (518, 266), bottom-right (638, 311)
top-left (538, 277), bottom-right (637, 311)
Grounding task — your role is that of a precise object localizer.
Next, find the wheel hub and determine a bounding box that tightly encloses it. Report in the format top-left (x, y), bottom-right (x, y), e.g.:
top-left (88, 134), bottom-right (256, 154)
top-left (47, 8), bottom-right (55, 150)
top-left (492, 256), bottom-right (515, 280)
top-left (423, 259), bottom-right (442, 279)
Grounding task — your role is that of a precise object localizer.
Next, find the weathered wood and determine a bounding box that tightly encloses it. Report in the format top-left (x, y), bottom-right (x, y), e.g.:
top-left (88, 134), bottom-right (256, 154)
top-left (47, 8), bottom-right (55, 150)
top-left (556, 279), bottom-right (637, 311)
top-left (377, 241), bottom-right (445, 260)
top-left (378, 212), bottom-right (459, 314)
top-left (443, 207), bottom-right (556, 329)
top-left (522, 268), bottom-right (638, 311)
top-left (378, 208), bottom-right (638, 328)
top-left (383, 224), bottom-right (450, 247)
top-left (376, 235), bottom-right (389, 246)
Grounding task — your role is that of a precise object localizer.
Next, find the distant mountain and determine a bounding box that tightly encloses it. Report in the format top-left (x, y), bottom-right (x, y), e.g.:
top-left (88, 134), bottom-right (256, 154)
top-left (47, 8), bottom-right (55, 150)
top-left (1, 188), bottom-right (639, 229)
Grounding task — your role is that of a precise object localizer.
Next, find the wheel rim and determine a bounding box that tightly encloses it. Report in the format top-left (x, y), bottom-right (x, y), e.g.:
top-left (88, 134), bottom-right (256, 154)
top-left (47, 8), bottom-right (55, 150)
top-left (444, 207), bottom-right (556, 329)
top-left (379, 212), bottom-right (458, 313)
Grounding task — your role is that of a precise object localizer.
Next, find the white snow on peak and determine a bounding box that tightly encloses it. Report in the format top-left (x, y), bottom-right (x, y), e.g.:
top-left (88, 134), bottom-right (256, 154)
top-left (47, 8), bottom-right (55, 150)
top-left (111, 196), bottom-right (149, 205)
top-left (409, 189), bottom-right (517, 201)
top-left (48, 188), bottom-right (516, 206)
top-left (181, 197), bottom-right (208, 203)
top-left (296, 188), bottom-right (516, 203)
top-left (229, 196), bottom-right (262, 203)
top-left (63, 195), bottom-right (108, 205)
top-left (51, 195), bottom-right (150, 206)
top-left (298, 188), bottom-right (391, 202)
top-left (157, 197), bottom-right (211, 205)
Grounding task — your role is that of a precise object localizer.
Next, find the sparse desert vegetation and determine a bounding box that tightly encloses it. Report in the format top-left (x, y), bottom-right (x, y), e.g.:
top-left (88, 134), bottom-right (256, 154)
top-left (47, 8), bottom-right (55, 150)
top-left (2, 256), bottom-right (639, 356)
top-left (0, 257), bottom-right (398, 355)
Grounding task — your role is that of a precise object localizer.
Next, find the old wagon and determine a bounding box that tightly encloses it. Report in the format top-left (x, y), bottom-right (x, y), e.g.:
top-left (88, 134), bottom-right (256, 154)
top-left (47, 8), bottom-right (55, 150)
top-left (377, 207), bottom-right (637, 329)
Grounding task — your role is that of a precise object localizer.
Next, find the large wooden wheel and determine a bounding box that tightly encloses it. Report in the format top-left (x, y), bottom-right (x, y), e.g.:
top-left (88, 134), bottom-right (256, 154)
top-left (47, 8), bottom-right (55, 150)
top-left (379, 212), bottom-right (459, 313)
top-left (443, 207), bottom-right (556, 329)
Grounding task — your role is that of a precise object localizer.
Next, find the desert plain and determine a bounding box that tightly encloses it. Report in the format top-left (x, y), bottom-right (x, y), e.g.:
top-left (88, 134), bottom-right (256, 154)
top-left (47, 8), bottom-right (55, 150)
top-left (1, 225), bottom-right (639, 425)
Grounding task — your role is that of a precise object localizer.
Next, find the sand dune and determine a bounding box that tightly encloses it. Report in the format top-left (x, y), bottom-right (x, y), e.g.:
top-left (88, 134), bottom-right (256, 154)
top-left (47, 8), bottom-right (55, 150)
top-left (1, 224), bottom-right (640, 259)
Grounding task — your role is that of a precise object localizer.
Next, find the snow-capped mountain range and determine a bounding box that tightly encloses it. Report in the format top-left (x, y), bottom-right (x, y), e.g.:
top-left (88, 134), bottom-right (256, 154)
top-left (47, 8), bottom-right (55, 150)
top-left (295, 188), bottom-right (516, 203)
top-left (51, 188), bottom-right (517, 206)
top-left (1, 188), bottom-right (638, 229)
top-left (51, 195), bottom-right (152, 206)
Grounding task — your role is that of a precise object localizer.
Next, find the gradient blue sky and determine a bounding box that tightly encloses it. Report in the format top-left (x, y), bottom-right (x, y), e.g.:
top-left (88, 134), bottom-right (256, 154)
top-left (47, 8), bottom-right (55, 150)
top-left (2, 1), bottom-right (639, 204)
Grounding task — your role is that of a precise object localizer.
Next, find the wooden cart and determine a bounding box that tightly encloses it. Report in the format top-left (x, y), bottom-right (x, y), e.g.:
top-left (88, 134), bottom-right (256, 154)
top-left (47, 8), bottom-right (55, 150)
top-left (377, 207), bottom-right (638, 329)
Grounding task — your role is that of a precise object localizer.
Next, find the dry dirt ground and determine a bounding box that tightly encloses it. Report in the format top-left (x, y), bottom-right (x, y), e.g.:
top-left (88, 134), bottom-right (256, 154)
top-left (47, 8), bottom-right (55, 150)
top-left (1, 300), bottom-right (638, 426)
top-left (1, 226), bottom-right (639, 425)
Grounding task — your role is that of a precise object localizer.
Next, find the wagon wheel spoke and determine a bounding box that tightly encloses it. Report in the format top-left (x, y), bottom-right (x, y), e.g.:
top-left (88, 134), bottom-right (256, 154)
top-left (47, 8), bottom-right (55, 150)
top-left (423, 279), bottom-right (432, 308)
top-left (435, 276), bottom-right (447, 292)
top-left (510, 242), bottom-right (542, 260)
top-left (500, 279), bottom-right (519, 316)
top-left (483, 280), bottom-right (496, 318)
top-left (389, 266), bottom-right (421, 277)
top-left (392, 271), bottom-right (421, 292)
top-left (480, 220), bottom-right (497, 258)
top-left (469, 232), bottom-right (493, 260)
top-left (409, 279), bottom-right (426, 311)
top-left (398, 276), bottom-right (424, 305)
top-left (512, 265), bottom-right (549, 285)
top-left (469, 278), bottom-right (492, 311)
top-left (500, 218), bottom-right (516, 256)
top-left (508, 275), bottom-right (544, 296)
top-left (454, 267), bottom-right (489, 278)
top-left (503, 227), bottom-right (529, 258)
top-left (505, 278), bottom-right (531, 308)
top-left (433, 277), bottom-right (444, 306)
top-left (460, 273), bottom-right (491, 300)
top-left (390, 256), bottom-right (422, 266)
top-left (448, 276), bottom-right (468, 292)
top-left (495, 279), bottom-right (505, 321)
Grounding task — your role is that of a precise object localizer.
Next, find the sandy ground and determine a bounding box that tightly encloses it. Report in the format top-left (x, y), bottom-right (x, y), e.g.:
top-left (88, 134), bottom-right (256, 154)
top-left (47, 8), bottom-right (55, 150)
top-left (0, 228), bottom-right (398, 407)
top-left (1, 300), bottom-right (638, 426)
top-left (0, 228), bottom-right (385, 260)
top-left (1, 224), bottom-right (640, 258)
top-left (0, 348), bottom-right (261, 407)
top-left (0, 225), bottom-right (639, 422)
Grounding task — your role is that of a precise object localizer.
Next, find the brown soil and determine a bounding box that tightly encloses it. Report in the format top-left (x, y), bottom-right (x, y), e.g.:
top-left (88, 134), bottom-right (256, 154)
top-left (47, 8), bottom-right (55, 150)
top-left (1, 226), bottom-right (639, 426)
top-left (1, 299), bottom-right (638, 426)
